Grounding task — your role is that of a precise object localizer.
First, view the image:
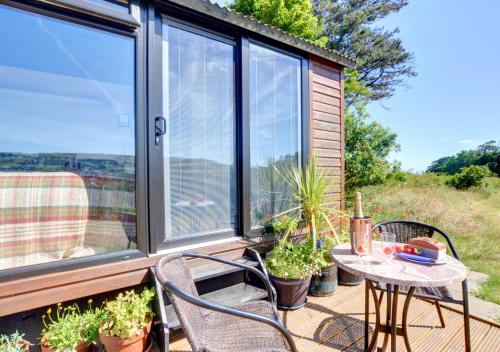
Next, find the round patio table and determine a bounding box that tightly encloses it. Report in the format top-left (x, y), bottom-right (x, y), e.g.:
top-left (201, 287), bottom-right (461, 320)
top-left (331, 242), bottom-right (467, 352)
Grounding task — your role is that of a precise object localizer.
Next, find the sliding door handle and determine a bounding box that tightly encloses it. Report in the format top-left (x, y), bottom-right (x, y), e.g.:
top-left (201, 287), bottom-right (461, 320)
top-left (155, 116), bottom-right (167, 145)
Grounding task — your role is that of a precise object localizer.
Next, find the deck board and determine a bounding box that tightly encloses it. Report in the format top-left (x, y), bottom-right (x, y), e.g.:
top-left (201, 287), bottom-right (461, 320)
top-left (167, 283), bottom-right (499, 352)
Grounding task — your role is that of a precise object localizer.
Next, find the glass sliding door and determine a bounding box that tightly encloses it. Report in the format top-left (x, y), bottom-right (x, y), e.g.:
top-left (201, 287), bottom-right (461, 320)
top-left (0, 4), bottom-right (136, 270)
top-left (161, 21), bottom-right (237, 243)
top-left (249, 43), bottom-right (302, 227)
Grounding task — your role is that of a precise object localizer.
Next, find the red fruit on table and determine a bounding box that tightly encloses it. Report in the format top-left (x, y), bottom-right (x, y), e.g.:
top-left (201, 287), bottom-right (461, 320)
top-left (395, 245), bottom-right (404, 253)
top-left (383, 246), bottom-right (393, 255)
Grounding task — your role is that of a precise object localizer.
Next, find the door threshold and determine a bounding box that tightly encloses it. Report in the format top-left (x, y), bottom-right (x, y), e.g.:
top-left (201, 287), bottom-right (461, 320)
top-left (154, 236), bottom-right (241, 255)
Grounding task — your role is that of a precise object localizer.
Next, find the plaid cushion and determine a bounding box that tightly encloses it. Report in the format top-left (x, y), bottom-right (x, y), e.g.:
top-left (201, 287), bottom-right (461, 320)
top-left (0, 172), bottom-right (88, 270)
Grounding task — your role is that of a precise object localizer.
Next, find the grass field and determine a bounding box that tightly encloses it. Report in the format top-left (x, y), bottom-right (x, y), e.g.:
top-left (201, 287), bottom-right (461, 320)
top-left (350, 174), bottom-right (500, 305)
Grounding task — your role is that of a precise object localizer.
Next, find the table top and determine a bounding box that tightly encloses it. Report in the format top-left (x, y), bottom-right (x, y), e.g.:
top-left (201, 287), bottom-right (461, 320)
top-left (331, 242), bottom-right (467, 288)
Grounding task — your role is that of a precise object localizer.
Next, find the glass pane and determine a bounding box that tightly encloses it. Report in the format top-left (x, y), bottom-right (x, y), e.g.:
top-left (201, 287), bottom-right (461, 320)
top-left (249, 44), bottom-right (301, 226)
top-left (0, 5), bottom-right (135, 270)
top-left (162, 23), bottom-right (236, 241)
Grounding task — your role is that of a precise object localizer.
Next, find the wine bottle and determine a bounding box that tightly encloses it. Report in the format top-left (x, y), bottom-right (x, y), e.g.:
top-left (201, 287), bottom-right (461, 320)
top-left (353, 192), bottom-right (364, 218)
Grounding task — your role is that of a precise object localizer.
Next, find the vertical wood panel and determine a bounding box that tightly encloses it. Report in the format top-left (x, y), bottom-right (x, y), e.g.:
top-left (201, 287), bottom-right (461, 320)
top-left (309, 56), bottom-right (344, 210)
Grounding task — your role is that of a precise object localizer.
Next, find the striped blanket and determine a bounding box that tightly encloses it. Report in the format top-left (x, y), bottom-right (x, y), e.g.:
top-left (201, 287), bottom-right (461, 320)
top-left (0, 172), bottom-right (89, 270)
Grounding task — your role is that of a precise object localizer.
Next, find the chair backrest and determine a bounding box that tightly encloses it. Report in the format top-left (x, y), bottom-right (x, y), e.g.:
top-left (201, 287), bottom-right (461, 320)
top-left (155, 254), bottom-right (207, 350)
top-left (372, 220), bottom-right (434, 244)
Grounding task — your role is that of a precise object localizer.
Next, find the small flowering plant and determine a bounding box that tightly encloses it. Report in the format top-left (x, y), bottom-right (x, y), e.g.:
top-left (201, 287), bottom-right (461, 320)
top-left (99, 288), bottom-right (155, 339)
top-left (41, 300), bottom-right (106, 352)
top-left (0, 331), bottom-right (31, 352)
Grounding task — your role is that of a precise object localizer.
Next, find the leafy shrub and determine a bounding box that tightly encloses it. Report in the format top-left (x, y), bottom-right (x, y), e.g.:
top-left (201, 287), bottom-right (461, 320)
top-left (264, 241), bottom-right (323, 279)
top-left (100, 287), bottom-right (155, 339)
top-left (0, 332), bottom-right (31, 352)
top-left (41, 301), bottom-right (106, 352)
top-left (446, 165), bottom-right (491, 190)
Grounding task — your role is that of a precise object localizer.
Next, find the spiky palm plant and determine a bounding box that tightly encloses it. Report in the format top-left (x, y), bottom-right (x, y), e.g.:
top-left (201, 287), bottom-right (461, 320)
top-left (275, 157), bottom-right (348, 253)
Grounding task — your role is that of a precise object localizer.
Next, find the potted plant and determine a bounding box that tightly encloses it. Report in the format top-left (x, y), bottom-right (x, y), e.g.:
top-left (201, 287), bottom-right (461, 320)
top-left (264, 237), bottom-right (318, 309)
top-left (264, 157), bottom-right (347, 308)
top-left (0, 331), bottom-right (31, 352)
top-left (99, 287), bottom-right (155, 352)
top-left (41, 301), bottom-right (105, 352)
top-left (308, 228), bottom-right (350, 296)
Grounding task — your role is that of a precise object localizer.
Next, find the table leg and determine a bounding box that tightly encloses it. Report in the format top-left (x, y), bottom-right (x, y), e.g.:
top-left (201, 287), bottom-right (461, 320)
top-left (365, 280), bottom-right (369, 351)
top-left (366, 280), bottom-right (381, 352)
top-left (402, 286), bottom-right (415, 352)
top-left (381, 284), bottom-right (392, 351)
top-left (391, 285), bottom-right (399, 352)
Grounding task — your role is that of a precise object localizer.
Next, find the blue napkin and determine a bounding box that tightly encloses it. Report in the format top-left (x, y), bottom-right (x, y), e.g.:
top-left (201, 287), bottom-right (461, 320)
top-left (395, 253), bottom-right (434, 263)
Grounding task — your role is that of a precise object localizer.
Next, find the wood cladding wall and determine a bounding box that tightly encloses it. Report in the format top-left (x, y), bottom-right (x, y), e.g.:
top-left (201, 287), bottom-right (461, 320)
top-left (309, 56), bottom-right (345, 209)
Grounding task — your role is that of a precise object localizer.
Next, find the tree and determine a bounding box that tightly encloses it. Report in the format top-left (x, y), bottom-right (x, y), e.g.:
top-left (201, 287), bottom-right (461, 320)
top-left (344, 96), bottom-right (400, 190)
top-left (446, 165), bottom-right (492, 190)
top-left (427, 141), bottom-right (500, 177)
top-left (230, 0), bottom-right (327, 46)
top-left (313, 0), bottom-right (416, 100)
top-left (230, 0), bottom-right (403, 190)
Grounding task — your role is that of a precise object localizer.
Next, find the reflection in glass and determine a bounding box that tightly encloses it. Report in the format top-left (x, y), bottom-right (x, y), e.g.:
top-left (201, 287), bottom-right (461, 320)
top-left (86, 0), bottom-right (129, 13)
top-left (0, 5), bottom-right (135, 270)
top-left (163, 23), bottom-right (236, 240)
top-left (249, 44), bottom-right (301, 226)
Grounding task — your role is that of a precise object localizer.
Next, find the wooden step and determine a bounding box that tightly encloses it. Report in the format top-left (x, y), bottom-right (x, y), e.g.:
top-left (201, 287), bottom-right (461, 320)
top-left (190, 257), bottom-right (259, 282)
top-left (165, 282), bottom-right (269, 330)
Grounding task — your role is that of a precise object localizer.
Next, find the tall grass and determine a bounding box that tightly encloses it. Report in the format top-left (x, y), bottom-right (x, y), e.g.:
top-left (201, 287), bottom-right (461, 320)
top-left (349, 174), bottom-right (500, 305)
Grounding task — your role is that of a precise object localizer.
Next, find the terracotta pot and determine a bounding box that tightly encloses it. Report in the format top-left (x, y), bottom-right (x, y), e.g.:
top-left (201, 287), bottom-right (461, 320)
top-left (99, 320), bottom-right (152, 352)
top-left (269, 274), bottom-right (311, 310)
top-left (309, 264), bottom-right (338, 297)
top-left (338, 267), bottom-right (362, 286)
top-left (18, 339), bottom-right (31, 352)
top-left (41, 341), bottom-right (94, 352)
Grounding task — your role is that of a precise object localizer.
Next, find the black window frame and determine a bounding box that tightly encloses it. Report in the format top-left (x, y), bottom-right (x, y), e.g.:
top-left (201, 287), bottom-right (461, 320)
top-left (150, 14), bottom-right (239, 252)
top-left (149, 3), bottom-right (310, 250)
top-left (0, 0), bottom-right (148, 281)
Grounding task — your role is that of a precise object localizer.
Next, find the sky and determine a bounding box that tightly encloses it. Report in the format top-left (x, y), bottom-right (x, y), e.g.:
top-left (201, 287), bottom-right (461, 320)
top-left (366, 0), bottom-right (500, 171)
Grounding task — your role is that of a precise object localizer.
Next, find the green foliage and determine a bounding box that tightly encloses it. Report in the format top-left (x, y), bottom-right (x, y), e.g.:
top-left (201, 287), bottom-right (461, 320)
top-left (271, 214), bottom-right (298, 234)
top-left (41, 301), bottom-right (106, 352)
top-left (427, 141), bottom-right (500, 177)
top-left (276, 157), bottom-right (347, 248)
top-left (264, 157), bottom-right (349, 277)
top-left (446, 165), bottom-right (492, 190)
top-left (344, 101), bottom-right (400, 191)
top-left (0, 332), bottom-right (30, 352)
top-left (230, 0), bottom-right (327, 46)
top-left (313, 0), bottom-right (416, 100)
top-left (100, 288), bottom-right (156, 339)
top-left (264, 241), bottom-right (323, 279)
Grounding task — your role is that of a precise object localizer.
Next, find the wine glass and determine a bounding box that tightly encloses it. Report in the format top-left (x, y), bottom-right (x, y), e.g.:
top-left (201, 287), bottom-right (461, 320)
top-left (352, 231), bottom-right (369, 264)
top-left (381, 232), bottom-right (397, 263)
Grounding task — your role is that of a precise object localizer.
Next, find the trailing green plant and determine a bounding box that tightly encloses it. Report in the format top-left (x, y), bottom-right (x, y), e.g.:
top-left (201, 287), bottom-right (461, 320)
top-left (100, 287), bottom-right (156, 339)
top-left (445, 165), bottom-right (492, 190)
top-left (264, 241), bottom-right (319, 279)
top-left (41, 300), bottom-right (106, 351)
top-left (0, 332), bottom-right (31, 352)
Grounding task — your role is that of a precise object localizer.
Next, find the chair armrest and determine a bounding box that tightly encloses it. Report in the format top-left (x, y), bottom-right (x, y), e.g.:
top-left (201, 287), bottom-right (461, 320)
top-left (163, 281), bottom-right (297, 352)
top-left (431, 229), bottom-right (461, 261)
top-left (182, 251), bottom-right (277, 306)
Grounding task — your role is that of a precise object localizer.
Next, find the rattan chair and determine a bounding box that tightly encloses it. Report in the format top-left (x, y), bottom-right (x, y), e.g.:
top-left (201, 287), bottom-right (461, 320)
top-left (372, 220), bottom-right (471, 351)
top-left (155, 251), bottom-right (297, 352)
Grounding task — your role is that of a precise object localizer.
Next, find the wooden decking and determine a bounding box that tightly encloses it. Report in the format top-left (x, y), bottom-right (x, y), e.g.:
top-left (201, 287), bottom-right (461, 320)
top-left (168, 283), bottom-right (499, 352)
